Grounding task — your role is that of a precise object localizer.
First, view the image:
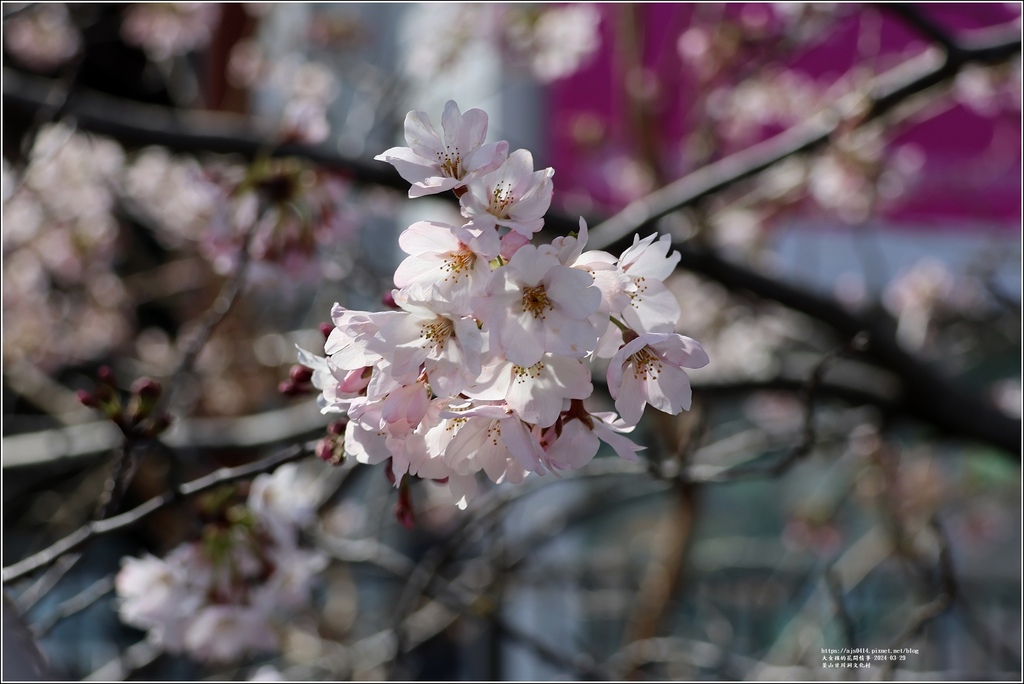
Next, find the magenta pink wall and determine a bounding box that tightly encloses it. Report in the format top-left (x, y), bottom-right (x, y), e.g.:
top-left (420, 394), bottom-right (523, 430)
top-left (547, 3), bottom-right (1021, 230)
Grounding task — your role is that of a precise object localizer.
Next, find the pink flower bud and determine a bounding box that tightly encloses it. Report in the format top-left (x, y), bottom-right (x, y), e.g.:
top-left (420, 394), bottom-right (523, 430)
top-left (131, 377), bottom-right (163, 400)
top-left (289, 365), bottom-right (313, 384)
top-left (395, 483), bottom-right (415, 530)
top-left (97, 365), bottom-right (116, 385)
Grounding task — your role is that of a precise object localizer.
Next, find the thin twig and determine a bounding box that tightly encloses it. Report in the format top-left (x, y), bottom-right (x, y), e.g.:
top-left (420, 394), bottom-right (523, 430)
top-left (31, 575), bottom-right (115, 637)
top-left (3, 443), bottom-right (313, 584)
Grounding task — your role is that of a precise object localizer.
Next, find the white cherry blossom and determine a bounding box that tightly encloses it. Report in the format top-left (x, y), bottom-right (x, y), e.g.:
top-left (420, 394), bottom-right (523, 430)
top-left (465, 354), bottom-right (592, 428)
top-left (607, 331), bottom-right (710, 425)
top-left (460, 149), bottom-right (554, 237)
top-left (369, 288), bottom-right (483, 396)
top-left (375, 100), bottom-right (508, 198)
top-left (617, 232), bottom-right (682, 332)
top-left (393, 220), bottom-right (496, 312)
top-left (474, 244), bottom-right (600, 366)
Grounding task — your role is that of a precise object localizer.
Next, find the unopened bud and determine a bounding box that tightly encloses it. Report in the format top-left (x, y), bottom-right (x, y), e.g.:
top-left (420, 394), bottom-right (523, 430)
top-left (315, 438), bottom-right (334, 462)
top-left (97, 365), bottom-right (116, 385)
top-left (76, 389), bottom-right (97, 407)
top-left (131, 377), bottom-right (163, 400)
top-left (395, 481), bottom-right (415, 530)
top-left (289, 365), bottom-right (313, 383)
top-left (381, 290), bottom-right (398, 309)
top-left (320, 322), bottom-right (334, 340)
top-left (328, 420), bottom-right (347, 436)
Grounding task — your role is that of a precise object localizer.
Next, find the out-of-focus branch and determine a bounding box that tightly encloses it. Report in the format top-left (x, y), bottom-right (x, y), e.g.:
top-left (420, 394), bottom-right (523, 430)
top-left (880, 4), bottom-right (963, 57)
top-left (1, 67), bottom-right (582, 237)
top-left (2, 399), bottom-right (329, 470)
top-left (84, 639), bottom-right (162, 682)
top-left (32, 575), bottom-right (114, 637)
top-left (2, 443), bottom-right (312, 584)
top-left (675, 250), bottom-right (1020, 455)
top-left (2, 67), bottom-right (409, 191)
top-left (587, 21), bottom-right (1021, 250)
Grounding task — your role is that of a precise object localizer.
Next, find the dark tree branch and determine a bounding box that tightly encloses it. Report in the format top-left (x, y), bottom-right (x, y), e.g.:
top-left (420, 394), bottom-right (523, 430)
top-left (2, 443), bottom-right (313, 584)
top-left (586, 21), bottom-right (1021, 250)
top-left (880, 4), bottom-right (963, 58)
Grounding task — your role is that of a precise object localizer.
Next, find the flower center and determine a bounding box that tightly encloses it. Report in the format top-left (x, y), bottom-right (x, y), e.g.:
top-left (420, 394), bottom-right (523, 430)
top-left (419, 317), bottom-right (454, 350)
top-left (627, 275), bottom-right (648, 310)
top-left (437, 145), bottom-right (464, 179)
top-left (512, 361), bottom-right (545, 383)
top-left (441, 247), bottom-right (475, 282)
top-left (521, 285), bottom-right (552, 319)
top-left (489, 181), bottom-right (515, 218)
top-left (629, 346), bottom-right (663, 381)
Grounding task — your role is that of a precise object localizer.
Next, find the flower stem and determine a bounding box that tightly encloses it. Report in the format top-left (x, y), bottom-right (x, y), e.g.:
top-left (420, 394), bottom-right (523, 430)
top-left (609, 316), bottom-right (630, 333)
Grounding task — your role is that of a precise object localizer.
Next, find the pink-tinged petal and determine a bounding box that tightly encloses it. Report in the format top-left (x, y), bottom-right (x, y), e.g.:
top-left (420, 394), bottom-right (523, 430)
top-left (615, 371), bottom-right (648, 426)
top-left (507, 171), bottom-right (553, 220)
top-left (329, 339), bottom-right (382, 369)
top-left (501, 148), bottom-right (536, 184)
top-left (464, 359), bottom-right (511, 400)
top-left (500, 311), bottom-right (547, 366)
top-left (448, 473), bottom-right (477, 510)
top-left (588, 266), bottom-right (633, 314)
top-left (544, 314), bottom-right (599, 358)
top-left (500, 416), bottom-right (545, 473)
top-left (345, 420), bottom-right (390, 465)
top-left (645, 362), bottom-right (692, 414)
top-left (451, 401), bottom-right (511, 420)
top-left (505, 367), bottom-right (563, 428)
top-left (592, 421), bottom-right (645, 462)
top-left (444, 418), bottom-right (488, 475)
top-left (381, 383), bottom-right (430, 435)
top-left (623, 233), bottom-right (680, 280)
top-left (594, 319), bottom-right (624, 359)
top-left (453, 106), bottom-right (489, 150)
top-left (393, 254), bottom-right (439, 289)
top-left (464, 140), bottom-right (509, 178)
top-left (544, 355), bottom-right (593, 398)
top-left (500, 230), bottom-right (531, 259)
top-left (545, 419), bottom-right (600, 470)
top-left (296, 345), bottom-right (330, 374)
top-left (399, 221), bottom-right (461, 256)
top-left (403, 110), bottom-right (442, 157)
top-left (409, 176), bottom-right (461, 198)
top-left (546, 265), bottom-right (600, 319)
top-left (453, 316), bottom-right (484, 360)
top-left (622, 281), bottom-right (680, 332)
top-left (440, 100), bottom-right (465, 149)
top-left (508, 245), bottom-right (558, 287)
top-left (502, 216), bottom-right (545, 237)
top-left (653, 334), bottom-right (710, 369)
top-left (339, 367), bottom-right (370, 393)
top-left (460, 222), bottom-right (501, 259)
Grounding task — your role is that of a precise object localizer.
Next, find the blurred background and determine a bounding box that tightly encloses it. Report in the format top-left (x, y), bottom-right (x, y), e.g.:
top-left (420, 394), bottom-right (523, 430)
top-left (2, 3), bottom-right (1021, 680)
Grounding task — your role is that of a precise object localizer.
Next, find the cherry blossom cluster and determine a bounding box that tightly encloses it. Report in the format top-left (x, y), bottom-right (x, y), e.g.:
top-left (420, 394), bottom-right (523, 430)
top-left (115, 464), bottom-right (326, 663)
top-left (298, 101), bottom-right (708, 509)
